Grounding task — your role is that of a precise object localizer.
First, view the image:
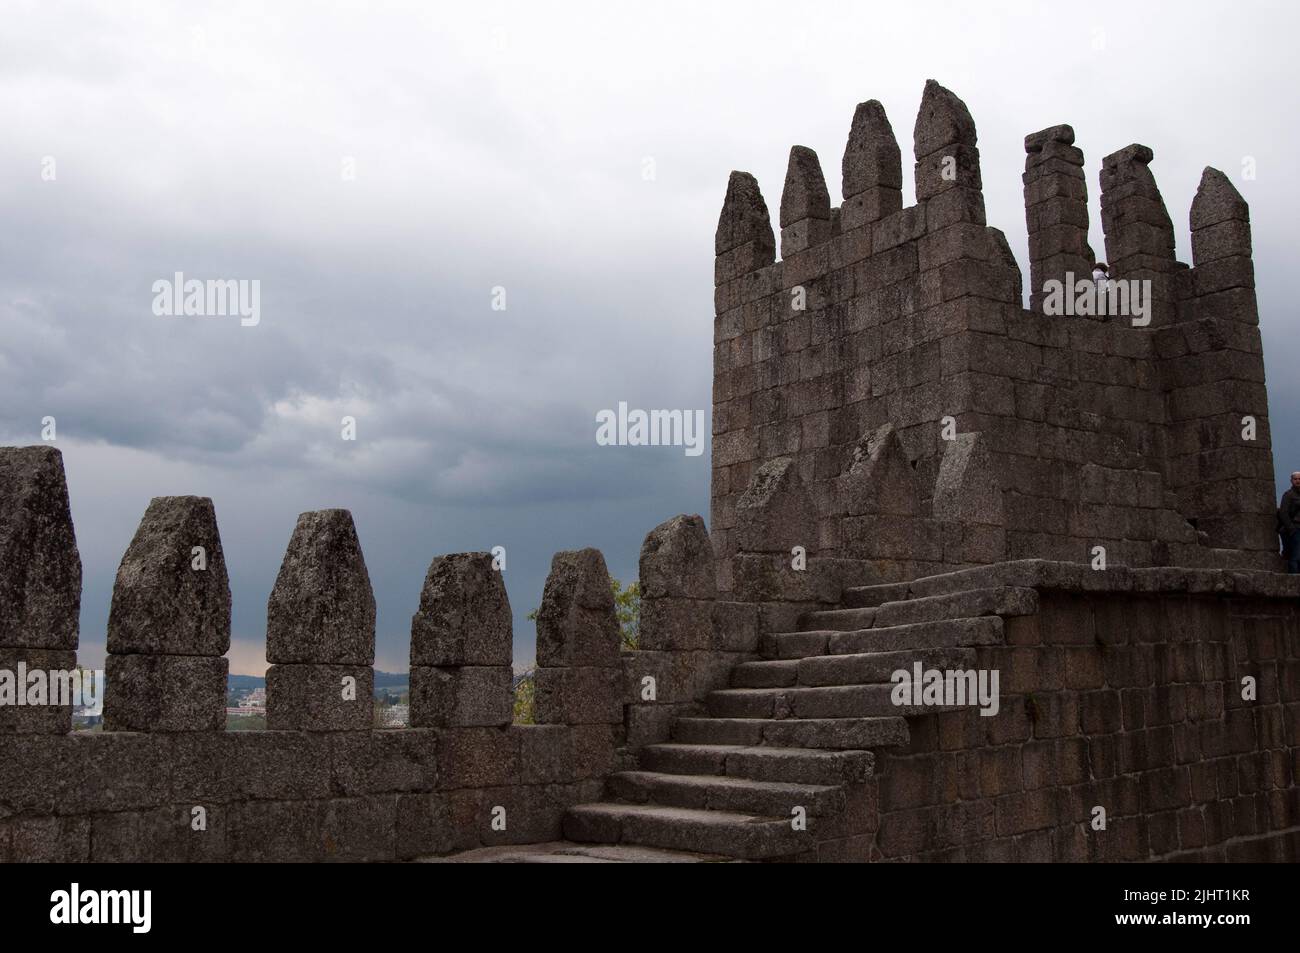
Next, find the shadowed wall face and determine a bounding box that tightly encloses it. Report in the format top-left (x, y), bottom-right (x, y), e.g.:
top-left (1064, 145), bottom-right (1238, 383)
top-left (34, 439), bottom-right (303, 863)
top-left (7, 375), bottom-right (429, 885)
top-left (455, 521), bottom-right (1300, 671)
top-left (711, 82), bottom-right (1275, 594)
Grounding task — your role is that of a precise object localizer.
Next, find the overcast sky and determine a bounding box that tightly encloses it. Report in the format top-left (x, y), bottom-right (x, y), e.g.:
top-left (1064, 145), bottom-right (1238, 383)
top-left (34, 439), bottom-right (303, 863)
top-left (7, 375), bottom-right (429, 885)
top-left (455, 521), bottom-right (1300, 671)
top-left (1, 1), bottom-right (1296, 674)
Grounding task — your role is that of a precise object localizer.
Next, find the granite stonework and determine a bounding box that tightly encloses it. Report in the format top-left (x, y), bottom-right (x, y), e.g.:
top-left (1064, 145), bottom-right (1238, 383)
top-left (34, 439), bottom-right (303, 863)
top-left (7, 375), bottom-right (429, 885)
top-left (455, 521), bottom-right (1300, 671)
top-left (0, 81), bottom-right (1294, 864)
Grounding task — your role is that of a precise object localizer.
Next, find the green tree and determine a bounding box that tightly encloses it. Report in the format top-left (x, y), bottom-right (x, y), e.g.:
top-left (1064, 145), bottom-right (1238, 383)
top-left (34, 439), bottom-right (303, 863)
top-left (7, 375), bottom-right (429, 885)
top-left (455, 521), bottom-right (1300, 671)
top-left (513, 670), bottom-right (536, 724)
top-left (526, 577), bottom-right (640, 650)
top-left (611, 579), bottom-right (640, 650)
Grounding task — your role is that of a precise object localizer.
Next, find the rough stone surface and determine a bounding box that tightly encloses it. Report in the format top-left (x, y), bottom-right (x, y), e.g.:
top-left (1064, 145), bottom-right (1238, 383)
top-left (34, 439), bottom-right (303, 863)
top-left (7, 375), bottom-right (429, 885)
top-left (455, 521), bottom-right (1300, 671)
top-left (409, 665), bottom-right (512, 727)
top-left (843, 100), bottom-right (903, 198)
top-left (266, 663), bottom-right (374, 731)
top-left (534, 666), bottom-right (623, 725)
top-left (106, 496), bottom-right (230, 656)
top-left (0, 447), bottom-right (81, 651)
top-left (780, 145), bottom-right (831, 227)
top-left (0, 648), bottom-right (77, 734)
top-left (104, 653), bottom-right (226, 732)
top-left (410, 552), bottom-right (512, 667)
top-left (716, 171), bottom-right (776, 258)
top-left (266, 509), bottom-right (375, 665)
top-left (639, 514), bottom-right (717, 600)
top-left (535, 549), bottom-right (621, 667)
top-left (711, 81), bottom-right (1276, 582)
top-left (0, 83), bottom-right (1292, 867)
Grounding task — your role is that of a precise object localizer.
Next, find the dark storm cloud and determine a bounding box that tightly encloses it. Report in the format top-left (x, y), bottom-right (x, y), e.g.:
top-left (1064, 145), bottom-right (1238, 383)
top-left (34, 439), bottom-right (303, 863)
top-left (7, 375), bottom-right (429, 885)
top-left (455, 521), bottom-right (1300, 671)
top-left (0, 0), bottom-right (1295, 670)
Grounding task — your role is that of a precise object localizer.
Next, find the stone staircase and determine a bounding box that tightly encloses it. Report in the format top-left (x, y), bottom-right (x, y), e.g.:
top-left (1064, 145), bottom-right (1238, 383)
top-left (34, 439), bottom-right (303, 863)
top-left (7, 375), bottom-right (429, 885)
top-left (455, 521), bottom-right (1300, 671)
top-left (556, 583), bottom-right (1036, 861)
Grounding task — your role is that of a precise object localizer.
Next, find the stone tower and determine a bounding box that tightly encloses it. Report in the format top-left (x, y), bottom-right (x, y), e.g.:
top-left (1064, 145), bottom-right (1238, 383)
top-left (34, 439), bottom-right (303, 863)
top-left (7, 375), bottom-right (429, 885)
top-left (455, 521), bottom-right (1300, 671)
top-left (711, 80), bottom-right (1275, 597)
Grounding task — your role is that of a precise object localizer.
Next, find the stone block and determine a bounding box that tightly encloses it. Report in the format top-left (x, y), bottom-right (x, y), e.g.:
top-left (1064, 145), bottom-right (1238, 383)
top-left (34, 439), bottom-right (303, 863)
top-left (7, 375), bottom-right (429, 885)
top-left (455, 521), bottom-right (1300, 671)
top-left (409, 552), bottom-right (512, 666)
top-left (266, 509), bottom-right (375, 665)
top-left (0, 648), bottom-right (76, 734)
top-left (229, 799), bottom-right (320, 862)
top-left (639, 514), bottom-right (717, 600)
top-left (106, 496), bottom-right (229, 656)
top-left (0, 446), bottom-right (81, 651)
top-left (397, 793), bottom-right (454, 859)
top-left (535, 548), bottom-right (622, 667)
top-left (534, 666), bottom-right (622, 725)
top-left (330, 728), bottom-right (441, 795)
top-left (638, 597), bottom-right (713, 651)
top-left (712, 600), bottom-right (760, 651)
top-left (409, 665), bottom-right (512, 728)
top-left (7, 815), bottom-right (90, 862)
top-left (90, 804), bottom-right (230, 862)
top-left (56, 731), bottom-right (171, 814)
top-left (266, 663), bottom-right (374, 731)
top-left (104, 652), bottom-right (225, 732)
top-left (439, 726), bottom-right (522, 789)
top-left (516, 723), bottom-right (577, 784)
top-left (0, 733), bottom-right (64, 812)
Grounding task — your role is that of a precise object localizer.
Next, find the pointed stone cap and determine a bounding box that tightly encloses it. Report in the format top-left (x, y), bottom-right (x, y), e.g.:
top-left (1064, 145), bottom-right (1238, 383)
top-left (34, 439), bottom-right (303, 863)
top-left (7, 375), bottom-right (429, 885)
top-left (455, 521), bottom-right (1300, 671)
top-left (0, 446), bottom-right (81, 650)
top-left (933, 433), bottom-right (1004, 526)
top-left (840, 425), bottom-right (919, 517)
top-left (735, 457), bottom-right (817, 554)
top-left (410, 552), bottom-right (512, 667)
top-left (780, 146), bottom-right (831, 227)
top-left (266, 509), bottom-right (375, 665)
top-left (914, 79), bottom-right (977, 158)
top-left (639, 514), bottom-right (716, 600)
top-left (715, 171), bottom-right (776, 258)
top-left (1191, 167), bottom-right (1250, 229)
top-left (536, 548), bottom-right (621, 667)
top-left (107, 496), bottom-right (230, 656)
top-left (987, 227), bottom-right (1022, 296)
top-left (843, 100), bottom-right (902, 198)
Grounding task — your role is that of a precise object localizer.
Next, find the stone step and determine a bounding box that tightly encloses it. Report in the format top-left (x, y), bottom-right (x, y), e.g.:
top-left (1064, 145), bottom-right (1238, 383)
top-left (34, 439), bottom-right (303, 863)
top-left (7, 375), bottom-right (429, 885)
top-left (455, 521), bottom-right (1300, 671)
top-left (564, 802), bottom-right (811, 860)
top-left (841, 581), bottom-right (913, 608)
top-left (762, 616), bottom-right (1003, 659)
top-left (707, 684), bottom-right (965, 720)
top-left (761, 630), bottom-right (832, 659)
top-left (672, 716), bottom-right (910, 750)
top-left (671, 717), bottom-right (766, 746)
top-left (801, 606), bottom-right (878, 632)
top-left (608, 770), bottom-right (844, 817)
top-left (871, 586), bottom-right (1039, 627)
top-left (796, 647), bottom-right (977, 686)
top-left (425, 840), bottom-right (737, 863)
top-left (735, 647), bottom-right (976, 688)
top-left (731, 659), bottom-right (799, 688)
top-left (638, 742), bottom-right (874, 785)
top-left (827, 617), bottom-right (1004, 655)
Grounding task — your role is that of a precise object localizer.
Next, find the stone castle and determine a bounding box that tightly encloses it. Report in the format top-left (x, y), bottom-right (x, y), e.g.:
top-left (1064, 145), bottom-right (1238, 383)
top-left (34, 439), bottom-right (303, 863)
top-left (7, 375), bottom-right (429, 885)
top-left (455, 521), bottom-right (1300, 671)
top-left (1, 81), bottom-right (1296, 863)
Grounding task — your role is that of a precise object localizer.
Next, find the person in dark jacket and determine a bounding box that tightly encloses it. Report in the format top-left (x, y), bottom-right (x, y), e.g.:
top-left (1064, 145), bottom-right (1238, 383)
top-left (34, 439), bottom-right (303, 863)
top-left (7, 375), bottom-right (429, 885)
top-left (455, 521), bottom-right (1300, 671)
top-left (1278, 472), bottom-right (1300, 573)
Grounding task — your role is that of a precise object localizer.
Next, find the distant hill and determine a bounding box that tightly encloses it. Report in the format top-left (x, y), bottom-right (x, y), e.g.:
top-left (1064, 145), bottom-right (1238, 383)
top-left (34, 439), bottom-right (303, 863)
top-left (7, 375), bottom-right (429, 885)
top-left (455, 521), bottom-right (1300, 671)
top-left (228, 674), bottom-right (264, 693)
top-left (227, 672), bottom-right (409, 696)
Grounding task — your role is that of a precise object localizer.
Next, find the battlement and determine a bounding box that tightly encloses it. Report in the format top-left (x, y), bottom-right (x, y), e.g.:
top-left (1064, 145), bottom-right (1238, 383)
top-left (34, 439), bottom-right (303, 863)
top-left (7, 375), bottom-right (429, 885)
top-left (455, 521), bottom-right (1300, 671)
top-left (0, 447), bottom-right (756, 861)
top-left (0, 84), bottom-right (1289, 865)
top-left (712, 80), bottom-right (1274, 607)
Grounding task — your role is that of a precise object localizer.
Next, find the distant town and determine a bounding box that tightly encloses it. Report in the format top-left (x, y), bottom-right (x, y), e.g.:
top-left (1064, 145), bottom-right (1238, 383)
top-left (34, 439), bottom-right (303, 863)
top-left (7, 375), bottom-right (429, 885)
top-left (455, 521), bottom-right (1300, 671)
top-left (225, 673), bottom-right (411, 729)
top-left (70, 673), bottom-right (413, 731)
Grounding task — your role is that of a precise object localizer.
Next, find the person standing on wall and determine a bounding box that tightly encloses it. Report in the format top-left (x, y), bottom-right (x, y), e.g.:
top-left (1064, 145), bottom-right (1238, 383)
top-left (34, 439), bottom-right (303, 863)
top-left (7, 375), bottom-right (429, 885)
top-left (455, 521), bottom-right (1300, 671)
top-left (1278, 472), bottom-right (1300, 573)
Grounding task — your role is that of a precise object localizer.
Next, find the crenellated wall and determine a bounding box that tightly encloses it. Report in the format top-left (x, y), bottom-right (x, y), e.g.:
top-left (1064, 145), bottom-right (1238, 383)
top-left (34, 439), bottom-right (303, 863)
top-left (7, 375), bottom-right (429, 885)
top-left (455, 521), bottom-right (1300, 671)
top-left (711, 80), bottom-right (1277, 620)
top-left (0, 446), bottom-right (630, 862)
top-left (1, 83), bottom-right (1288, 864)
